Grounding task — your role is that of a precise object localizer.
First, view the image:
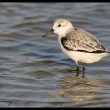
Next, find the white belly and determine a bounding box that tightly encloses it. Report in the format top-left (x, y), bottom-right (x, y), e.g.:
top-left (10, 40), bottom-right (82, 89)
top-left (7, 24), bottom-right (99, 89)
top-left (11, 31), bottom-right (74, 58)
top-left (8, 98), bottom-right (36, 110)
top-left (58, 38), bottom-right (109, 64)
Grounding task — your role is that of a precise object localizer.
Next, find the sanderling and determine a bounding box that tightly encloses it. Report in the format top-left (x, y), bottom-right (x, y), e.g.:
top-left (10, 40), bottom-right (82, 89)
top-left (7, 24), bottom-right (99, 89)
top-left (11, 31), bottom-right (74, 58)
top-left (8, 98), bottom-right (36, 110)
top-left (43, 19), bottom-right (110, 77)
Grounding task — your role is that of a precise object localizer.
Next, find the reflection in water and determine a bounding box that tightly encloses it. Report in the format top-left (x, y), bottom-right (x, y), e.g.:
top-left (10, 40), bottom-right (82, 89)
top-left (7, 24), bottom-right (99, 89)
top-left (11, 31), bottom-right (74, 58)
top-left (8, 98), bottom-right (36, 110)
top-left (55, 76), bottom-right (106, 107)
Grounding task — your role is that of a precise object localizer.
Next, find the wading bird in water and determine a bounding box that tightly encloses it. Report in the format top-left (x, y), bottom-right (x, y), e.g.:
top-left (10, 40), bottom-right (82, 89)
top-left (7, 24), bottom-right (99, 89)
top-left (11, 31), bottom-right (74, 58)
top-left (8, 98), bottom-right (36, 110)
top-left (43, 19), bottom-right (110, 77)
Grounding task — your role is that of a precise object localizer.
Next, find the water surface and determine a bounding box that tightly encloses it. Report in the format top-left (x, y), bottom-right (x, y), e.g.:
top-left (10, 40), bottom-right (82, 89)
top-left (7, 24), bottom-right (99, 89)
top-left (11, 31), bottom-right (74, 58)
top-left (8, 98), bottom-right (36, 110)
top-left (0, 3), bottom-right (110, 107)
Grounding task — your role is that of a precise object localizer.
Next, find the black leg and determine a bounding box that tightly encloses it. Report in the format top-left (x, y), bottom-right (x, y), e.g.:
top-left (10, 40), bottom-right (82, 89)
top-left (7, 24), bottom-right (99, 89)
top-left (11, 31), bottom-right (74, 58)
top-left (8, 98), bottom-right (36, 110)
top-left (82, 66), bottom-right (85, 78)
top-left (76, 66), bottom-right (80, 77)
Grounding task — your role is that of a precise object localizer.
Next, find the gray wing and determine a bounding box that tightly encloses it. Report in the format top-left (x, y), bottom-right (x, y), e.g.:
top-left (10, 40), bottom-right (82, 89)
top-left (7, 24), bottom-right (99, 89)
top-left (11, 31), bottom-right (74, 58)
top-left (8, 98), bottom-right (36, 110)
top-left (61, 28), bottom-right (107, 53)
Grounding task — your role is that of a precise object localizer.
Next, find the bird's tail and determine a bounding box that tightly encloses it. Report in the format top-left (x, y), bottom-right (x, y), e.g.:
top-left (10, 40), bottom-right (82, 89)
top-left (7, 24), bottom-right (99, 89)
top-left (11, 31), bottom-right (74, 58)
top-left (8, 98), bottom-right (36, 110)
top-left (106, 49), bottom-right (110, 53)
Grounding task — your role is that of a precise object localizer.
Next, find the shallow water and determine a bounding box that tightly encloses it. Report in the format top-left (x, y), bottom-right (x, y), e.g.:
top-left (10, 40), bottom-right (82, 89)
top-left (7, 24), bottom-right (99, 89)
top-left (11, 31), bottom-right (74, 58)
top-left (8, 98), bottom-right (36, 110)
top-left (0, 3), bottom-right (110, 107)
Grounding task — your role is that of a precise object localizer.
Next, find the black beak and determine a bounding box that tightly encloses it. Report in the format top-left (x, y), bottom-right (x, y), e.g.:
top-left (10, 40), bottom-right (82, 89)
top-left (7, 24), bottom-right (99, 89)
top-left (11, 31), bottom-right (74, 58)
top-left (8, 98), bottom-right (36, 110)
top-left (43, 29), bottom-right (54, 38)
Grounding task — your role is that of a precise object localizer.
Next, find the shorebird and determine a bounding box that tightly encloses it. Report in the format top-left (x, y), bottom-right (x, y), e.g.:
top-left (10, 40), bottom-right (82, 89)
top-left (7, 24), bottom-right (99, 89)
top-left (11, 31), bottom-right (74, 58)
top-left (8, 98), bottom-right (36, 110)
top-left (43, 19), bottom-right (110, 77)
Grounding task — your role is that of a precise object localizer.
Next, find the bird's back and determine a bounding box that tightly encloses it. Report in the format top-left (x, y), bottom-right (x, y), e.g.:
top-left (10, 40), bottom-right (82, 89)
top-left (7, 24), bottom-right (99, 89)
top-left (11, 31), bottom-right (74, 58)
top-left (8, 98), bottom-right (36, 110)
top-left (61, 27), bottom-right (109, 53)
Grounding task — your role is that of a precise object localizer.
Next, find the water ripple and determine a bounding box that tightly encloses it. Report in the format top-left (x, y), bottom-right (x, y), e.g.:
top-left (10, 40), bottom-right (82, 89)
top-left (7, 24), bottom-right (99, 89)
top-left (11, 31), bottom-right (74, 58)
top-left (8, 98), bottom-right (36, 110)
top-left (0, 3), bottom-right (110, 107)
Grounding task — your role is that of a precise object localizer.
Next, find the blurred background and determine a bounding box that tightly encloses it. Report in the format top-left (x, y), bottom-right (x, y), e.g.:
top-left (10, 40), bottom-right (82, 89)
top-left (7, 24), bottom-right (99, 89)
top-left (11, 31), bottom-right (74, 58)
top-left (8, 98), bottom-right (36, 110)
top-left (0, 3), bottom-right (110, 107)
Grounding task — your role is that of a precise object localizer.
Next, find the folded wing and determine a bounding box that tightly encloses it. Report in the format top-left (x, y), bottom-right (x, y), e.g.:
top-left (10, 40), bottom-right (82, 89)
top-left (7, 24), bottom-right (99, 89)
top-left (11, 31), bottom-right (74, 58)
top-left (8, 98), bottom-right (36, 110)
top-left (61, 28), bottom-right (107, 53)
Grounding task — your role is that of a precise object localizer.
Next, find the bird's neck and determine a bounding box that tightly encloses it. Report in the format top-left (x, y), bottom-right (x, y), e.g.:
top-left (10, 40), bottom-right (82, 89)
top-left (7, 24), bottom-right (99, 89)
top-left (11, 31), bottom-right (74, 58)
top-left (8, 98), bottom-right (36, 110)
top-left (58, 27), bottom-right (74, 37)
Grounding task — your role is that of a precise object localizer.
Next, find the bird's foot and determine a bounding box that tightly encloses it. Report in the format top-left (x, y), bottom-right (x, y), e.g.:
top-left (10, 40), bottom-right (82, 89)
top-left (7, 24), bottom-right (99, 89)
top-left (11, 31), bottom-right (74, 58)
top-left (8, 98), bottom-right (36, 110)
top-left (75, 66), bottom-right (85, 78)
top-left (76, 66), bottom-right (80, 77)
top-left (82, 66), bottom-right (85, 78)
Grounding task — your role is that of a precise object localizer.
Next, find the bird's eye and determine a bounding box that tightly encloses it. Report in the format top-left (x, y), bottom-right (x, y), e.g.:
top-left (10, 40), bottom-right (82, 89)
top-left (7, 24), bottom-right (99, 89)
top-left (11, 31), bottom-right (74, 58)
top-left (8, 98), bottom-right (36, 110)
top-left (58, 24), bottom-right (61, 27)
